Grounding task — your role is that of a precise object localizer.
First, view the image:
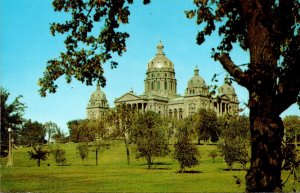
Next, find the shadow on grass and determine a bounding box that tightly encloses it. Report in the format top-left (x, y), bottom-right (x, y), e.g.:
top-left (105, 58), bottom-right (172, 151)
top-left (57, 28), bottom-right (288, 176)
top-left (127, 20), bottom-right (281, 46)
top-left (140, 162), bottom-right (172, 166)
top-left (223, 168), bottom-right (247, 171)
top-left (140, 162), bottom-right (172, 170)
top-left (175, 170), bottom-right (202, 174)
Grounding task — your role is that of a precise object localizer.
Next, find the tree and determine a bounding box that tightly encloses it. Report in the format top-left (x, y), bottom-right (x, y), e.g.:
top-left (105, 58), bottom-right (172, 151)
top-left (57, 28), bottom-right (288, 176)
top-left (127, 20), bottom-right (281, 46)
top-left (131, 111), bottom-right (170, 169)
top-left (194, 108), bottom-right (219, 144)
top-left (77, 143), bottom-right (89, 164)
top-left (219, 115), bottom-right (250, 169)
top-left (1, 87), bottom-right (26, 156)
top-left (89, 140), bottom-right (110, 166)
top-left (42, 0), bottom-right (300, 191)
top-left (28, 146), bottom-right (49, 167)
top-left (208, 149), bottom-right (218, 163)
top-left (20, 119), bottom-right (46, 147)
top-left (51, 146), bottom-right (67, 165)
top-left (283, 116), bottom-right (300, 146)
top-left (51, 127), bottom-right (67, 143)
top-left (38, 0), bottom-right (151, 96)
top-left (45, 121), bottom-right (59, 145)
top-left (108, 103), bottom-right (137, 165)
top-left (173, 119), bottom-right (200, 173)
top-left (188, 1), bottom-right (300, 191)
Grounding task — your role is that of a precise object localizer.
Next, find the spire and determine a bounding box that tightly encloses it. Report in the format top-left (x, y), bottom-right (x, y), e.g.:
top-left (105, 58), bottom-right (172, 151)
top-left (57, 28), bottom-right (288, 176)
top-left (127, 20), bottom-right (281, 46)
top-left (224, 75), bottom-right (232, 85)
top-left (96, 81), bottom-right (100, 90)
top-left (194, 66), bottom-right (199, 76)
top-left (156, 41), bottom-right (165, 55)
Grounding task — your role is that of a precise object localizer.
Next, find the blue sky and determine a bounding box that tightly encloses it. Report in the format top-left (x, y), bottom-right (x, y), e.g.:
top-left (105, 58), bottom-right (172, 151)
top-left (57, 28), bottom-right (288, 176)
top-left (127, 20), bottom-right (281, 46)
top-left (1, 0), bottom-right (299, 133)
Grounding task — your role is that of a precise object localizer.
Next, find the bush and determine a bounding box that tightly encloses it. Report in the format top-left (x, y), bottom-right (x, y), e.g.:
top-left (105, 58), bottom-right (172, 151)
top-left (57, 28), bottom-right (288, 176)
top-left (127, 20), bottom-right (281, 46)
top-left (173, 118), bottom-right (200, 173)
top-left (28, 146), bottom-right (49, 167)
top-left (208, 149), bottom-right (218, 163)
top-left (77, 143), bottom-right (89, 164)
top-left (51, 146), bottom-right (67, 165)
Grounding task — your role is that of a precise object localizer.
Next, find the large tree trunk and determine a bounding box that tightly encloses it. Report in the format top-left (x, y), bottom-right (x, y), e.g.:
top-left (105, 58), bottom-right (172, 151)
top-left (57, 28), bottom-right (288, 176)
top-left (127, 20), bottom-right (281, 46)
top-left (246, 105), bottom-right (284, 192)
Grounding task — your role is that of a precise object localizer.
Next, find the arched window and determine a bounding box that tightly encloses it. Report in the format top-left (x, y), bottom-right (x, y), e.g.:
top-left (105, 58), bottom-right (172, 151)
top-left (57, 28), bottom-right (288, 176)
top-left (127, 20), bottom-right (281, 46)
top-left (157, 81), bottom-right (160, 90)
top-left (179, 108), bottom-right (183, 119)
top-left (174, 109), bottom-right (178, 119)
top-left (169, 109), bottom-right (173, 118)
top-left (151, 82), bottom-right (154, 90)
top-left (164, 81), bottom-right (167, 90)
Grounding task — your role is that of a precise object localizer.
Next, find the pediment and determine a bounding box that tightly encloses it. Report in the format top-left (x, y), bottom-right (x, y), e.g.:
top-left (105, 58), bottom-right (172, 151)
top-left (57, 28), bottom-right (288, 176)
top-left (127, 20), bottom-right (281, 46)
top-left (115, 92), bottom-right (141, 103)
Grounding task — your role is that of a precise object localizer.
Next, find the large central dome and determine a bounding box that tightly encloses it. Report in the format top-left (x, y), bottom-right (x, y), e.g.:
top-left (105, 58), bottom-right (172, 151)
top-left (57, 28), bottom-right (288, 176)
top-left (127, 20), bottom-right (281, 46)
top-left (144, 41), bottom-right (177, 98)
top-left (148, 41), bottom-right (174, 69)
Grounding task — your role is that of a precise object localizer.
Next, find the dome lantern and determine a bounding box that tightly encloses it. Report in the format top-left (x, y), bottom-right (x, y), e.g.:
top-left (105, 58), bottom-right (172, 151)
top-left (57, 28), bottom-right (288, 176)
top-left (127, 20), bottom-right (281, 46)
top-left (156, 41), bottom-right (165, 56)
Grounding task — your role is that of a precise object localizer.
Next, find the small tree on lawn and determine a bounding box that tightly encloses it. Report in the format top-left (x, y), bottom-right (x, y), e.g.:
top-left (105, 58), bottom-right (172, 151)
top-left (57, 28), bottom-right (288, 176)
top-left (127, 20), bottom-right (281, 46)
top-left (208, 149), bottom-right (219, 163)
top-left (173, 118), bottom-right (200, 173)
top-left (219, 115), bottom-right (249, 170)
top-left (90, 140), bottom-right (110, 166)
top-left (131, 111), bottom-right (170, 169)
top-left (51, 146), bottom-right (67, 166)
top-left (194, 108), bottom-right (219, 144)
top-left (77, 143), bottom-right (89, 164)
top-left (28, 146), bottom-right (49, 167)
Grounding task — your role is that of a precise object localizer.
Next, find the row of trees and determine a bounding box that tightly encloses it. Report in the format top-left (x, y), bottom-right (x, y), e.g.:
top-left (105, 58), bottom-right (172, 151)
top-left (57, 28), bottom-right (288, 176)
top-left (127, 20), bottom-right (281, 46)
top-left (67, 105), bottom-right (299, 172)
top-left (1, 87), bottom-right (66, 156)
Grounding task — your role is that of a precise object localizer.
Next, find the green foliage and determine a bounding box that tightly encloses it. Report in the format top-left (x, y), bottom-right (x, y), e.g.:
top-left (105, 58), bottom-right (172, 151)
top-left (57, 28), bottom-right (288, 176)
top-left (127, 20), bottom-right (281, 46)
top-left (39, 0), bottom-right (151, 96)
top-left (89, 140), bottom-right (110, 166)
top-left (51, 127), bottom-right (67, 143)
top-left (131, 111), bottom-right (170, 169)
top-left (0, 87), bottom-right (26, 156)
top-left (28, 146), bottom-right (49, 167)
top-left (219, 115), bottom-right (249, 169)
top-left (51, 146), bottom-right (67, 165)
top-left (283, 116), bottom-right (300, 144)
top-left (77, 143), bottom-right (89, 164)
top-left (208, 149), bottom-right (218, 163)
top-left (173, 119), bottom-right (200, 173)
top-left (1, 143), bottom-right (299, 192)
top-left (194, 108), bottom-right (219, 143)
top-left (20, 119), bottom-right (46, 147)
top-left (108, 103), bottom-right (138, 165)
top-left (68, 119), bottom-right (107, 142)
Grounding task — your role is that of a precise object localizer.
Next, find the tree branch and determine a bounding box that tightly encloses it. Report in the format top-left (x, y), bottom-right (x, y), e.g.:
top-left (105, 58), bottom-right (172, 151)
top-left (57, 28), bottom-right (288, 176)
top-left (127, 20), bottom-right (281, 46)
top-left (216, 53), bottom-right (250, 88)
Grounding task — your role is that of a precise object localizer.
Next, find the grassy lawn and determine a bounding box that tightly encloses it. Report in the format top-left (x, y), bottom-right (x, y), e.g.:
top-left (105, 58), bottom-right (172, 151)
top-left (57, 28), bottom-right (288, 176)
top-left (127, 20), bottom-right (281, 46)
top-left (1, 141), bottom-right (299, 192)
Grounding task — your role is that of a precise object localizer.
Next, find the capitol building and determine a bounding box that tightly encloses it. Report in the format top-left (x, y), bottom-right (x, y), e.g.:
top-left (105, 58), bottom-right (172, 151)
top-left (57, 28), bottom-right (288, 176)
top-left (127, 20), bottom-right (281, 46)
top-left (87, 41), bottom-right (239, 120)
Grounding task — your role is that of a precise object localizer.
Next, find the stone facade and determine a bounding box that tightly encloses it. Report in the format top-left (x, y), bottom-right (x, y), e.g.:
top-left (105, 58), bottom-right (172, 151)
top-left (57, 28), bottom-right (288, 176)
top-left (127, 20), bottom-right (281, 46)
top-left (114, 41), bottom-right (239, 119)
top-left (88, 41), bottom-right (239, 120)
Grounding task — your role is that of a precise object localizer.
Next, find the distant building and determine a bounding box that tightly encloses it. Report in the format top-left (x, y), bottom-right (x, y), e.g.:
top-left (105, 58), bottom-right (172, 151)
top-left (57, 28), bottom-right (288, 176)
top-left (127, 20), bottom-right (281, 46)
top-left (113, 41), bottom-right (239, 119)
top-left (86, 83), bottom-right (109, 119)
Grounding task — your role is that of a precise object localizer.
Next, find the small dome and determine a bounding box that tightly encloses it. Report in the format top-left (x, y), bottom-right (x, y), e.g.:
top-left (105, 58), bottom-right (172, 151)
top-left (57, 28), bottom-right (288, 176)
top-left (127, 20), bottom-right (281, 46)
top-left (90, 83), bottom-right (107, 101)
top-left (218, 77), bottom-right (236, 96)
top-left (218, 77), bottom-right (238, 102)
top-left (88, 83), bottom-right (109, 108)
top-left (148, 41), bottom-right (173, 69)
top-left (187, 66), bottom-right (206, 88)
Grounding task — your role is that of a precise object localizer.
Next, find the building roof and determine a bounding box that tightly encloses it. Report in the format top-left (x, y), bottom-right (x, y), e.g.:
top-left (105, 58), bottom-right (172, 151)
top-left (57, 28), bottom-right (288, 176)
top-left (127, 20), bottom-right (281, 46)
top-left (187, 66), bottom-right (207, 89)
top-left (147, 41), bottom-right (174, 69)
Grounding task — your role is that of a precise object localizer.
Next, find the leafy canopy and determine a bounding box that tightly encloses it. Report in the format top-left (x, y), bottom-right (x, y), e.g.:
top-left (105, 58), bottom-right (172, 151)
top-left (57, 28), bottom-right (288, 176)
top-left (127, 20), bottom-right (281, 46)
top-left (39, 0), bottom-right (151, 96)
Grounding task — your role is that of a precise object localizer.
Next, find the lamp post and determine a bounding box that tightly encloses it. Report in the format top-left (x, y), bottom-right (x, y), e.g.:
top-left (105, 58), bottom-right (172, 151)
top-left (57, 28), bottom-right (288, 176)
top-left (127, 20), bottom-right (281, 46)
top-left (6, 127), bottom-right (13, 167)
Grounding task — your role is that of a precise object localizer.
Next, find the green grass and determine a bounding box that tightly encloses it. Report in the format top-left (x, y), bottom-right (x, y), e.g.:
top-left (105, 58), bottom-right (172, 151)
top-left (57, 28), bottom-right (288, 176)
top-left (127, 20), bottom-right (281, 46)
top-left (1, 142), bottom-right (299, 192)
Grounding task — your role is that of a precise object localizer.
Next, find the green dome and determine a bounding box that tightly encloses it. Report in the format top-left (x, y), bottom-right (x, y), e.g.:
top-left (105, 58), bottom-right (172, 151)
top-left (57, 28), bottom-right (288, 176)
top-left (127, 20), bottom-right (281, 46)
top-left (218, 77), bottom-right (238, 102)
top-left (148, 41), bottom-right (174, 69)
top-left (88, 83), bottom-right (109, 108)
top-left (218, 83), bottom-right (235, 95)
top-left (187, 66), bottom-right (206, 88)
